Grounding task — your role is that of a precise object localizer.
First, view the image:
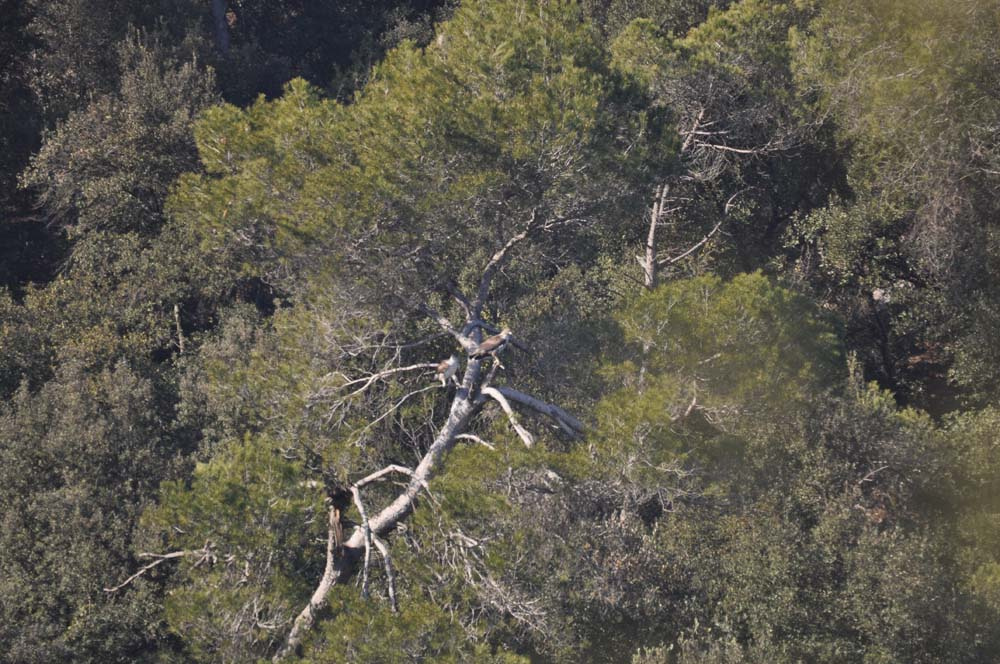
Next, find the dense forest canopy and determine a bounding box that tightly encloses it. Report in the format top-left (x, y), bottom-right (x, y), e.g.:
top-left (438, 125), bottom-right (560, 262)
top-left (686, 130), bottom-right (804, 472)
top-left (2, 1), bottom-right (1000, 661)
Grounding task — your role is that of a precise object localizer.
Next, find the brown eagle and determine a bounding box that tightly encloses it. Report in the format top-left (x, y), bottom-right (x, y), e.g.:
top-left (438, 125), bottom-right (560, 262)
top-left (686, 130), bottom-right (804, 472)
top-left (470, 328), bottom-right (513, 361)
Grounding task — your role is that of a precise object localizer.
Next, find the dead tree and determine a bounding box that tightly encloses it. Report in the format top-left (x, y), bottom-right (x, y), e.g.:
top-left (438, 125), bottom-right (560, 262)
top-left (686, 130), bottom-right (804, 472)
top-left (103, 206), bottom-right (586, 659)
top-left (274, 209), bottom-right (585, 660)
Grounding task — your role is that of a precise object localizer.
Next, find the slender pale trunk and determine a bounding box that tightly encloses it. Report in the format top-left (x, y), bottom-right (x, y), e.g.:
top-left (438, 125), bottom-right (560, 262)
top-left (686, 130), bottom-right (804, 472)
top-left (643, 184), bottom-right (669, 290)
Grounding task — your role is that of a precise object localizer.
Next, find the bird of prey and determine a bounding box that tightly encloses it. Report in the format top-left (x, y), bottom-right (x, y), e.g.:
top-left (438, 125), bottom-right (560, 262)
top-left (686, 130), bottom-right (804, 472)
top-left (435, 354), bottom-right (460, 386)
top-left (470, 328), bottom-right (513, 365)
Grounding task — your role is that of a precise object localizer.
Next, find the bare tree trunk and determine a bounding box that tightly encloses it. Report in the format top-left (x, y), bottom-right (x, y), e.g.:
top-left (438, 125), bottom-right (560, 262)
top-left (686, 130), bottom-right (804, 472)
top-left (211, 0), bottom-right (230, 54)
top-left (275, 366), bottom-right (481, 661)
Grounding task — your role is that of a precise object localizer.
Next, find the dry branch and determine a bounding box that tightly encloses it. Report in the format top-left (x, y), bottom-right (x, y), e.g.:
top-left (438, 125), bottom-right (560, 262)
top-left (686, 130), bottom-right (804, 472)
top-left (104, 544), bottom-right (214, 593)
top-left (372, 535), bottom-right (398, 612)
top-left (657, 220), bottom-right (723, 267)
top-left (350, 486), bottom-right (373, 598)
top-left (274, 217), bottom-right (586, 659)
top-left (456, 433), bottom-right (495, 450)
top-left (473, 208), bottom-right (539, 314)
top-left (493, 386), bottom-right (585, 437)
top-left (481, 387), bottom-right (536, 447)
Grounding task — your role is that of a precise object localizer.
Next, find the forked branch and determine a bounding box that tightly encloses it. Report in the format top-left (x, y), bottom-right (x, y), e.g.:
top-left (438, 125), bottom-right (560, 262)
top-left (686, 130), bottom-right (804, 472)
top-left (494, 386), bottom-right (585, 437)
top-left (324, 363), bottom-right (440, 400)
top-left (275, 377), bottom-right (480, 661)
top-left (481, 387), bottom-right (536, 447)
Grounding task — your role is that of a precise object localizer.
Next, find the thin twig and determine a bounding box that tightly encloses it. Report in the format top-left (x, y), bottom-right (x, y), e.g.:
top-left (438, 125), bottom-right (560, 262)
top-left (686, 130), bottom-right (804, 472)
top-left (657, 220), bottom-right (723, 267)
top-left (350, 384), bottom-right (439, 444)
top-left (473, 208), bottom-right (540, 314)
top-left (326, 363), bottom-right (440, 399)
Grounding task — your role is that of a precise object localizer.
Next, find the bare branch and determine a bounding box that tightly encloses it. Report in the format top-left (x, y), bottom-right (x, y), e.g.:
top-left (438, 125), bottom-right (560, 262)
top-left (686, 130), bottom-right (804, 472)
top-left (472, 208), bottom-right (540, 315)
top-left (479, 356), bottom-right (503, 391)
top-left (681, 393), bottom-right (698, 420)
top-left (173, 303), bottom-right (185, 354)
top-left (335, 331), bottom-right (450, 355)
top-left (392, 332), bottom-right (451, 350)
top-left (456, 433), bottom-right (496, 450)
top-left (277, 365), bottom-right (482, 659)
top-left (859, 465), bottom-right (890, 484)
top-left (104, 545), bottom-right (214, 593)
top-left (350, 486), bottom-right (373, 599)
top-left (643, 183), bottom-right (671, 289)
top-left (493, 386), bottom-right (585, 437)
top-left (656, 220), bottom-right (723, 267)
top-left (480, 387), bottom-right (535, 447)
top-left (443, 280), bottom-right (473, 319)
top-left (420, 304), bottom-right (478, 352)
top-left (353, 464), bottom-right (431, 498)
top-left (372, 535), bottom-right (398, 612)
top-left (693, 140), bottom-right (775, 155)
top-left (350, 384), bottom-right (440, 444)
top-left (723, 188), bottom-right (747, 216)
top-left (462, 319), bottom-right (499, 336)
top-left (680, 107), bottom-right (706, 153)
top-left (325, 363), bottom-right (440, 401)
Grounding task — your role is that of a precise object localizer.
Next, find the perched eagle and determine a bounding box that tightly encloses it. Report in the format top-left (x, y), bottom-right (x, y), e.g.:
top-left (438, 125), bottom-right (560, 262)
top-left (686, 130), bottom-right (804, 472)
top-left (471, 328), bottom-right (513, 361)
top-left (435, 354), bottom-right (460, 386)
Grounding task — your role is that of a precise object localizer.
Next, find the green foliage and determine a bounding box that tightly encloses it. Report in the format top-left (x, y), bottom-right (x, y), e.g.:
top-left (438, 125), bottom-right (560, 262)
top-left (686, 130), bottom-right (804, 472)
top-left (596, 272), bottom-right (842, 466)
top-left (792, 0), bottom-right (1000, 187)
top-left (504, 273), bottom-right (991, 663)
top-left (171, 0), bottom-right (662, 306)
top-left (5, 1), bottom-right (1000, 662)
top-left (583, 0), bottom-right (724, 39)
top-left (306, 594), bottom-right (528, 663)
top-left (0, 362), bottom-right (187, 662)
top-left (23, 32), bottom-right (218, 240)
top-left (789, 0), bottom-right (1000, 404)
top-left (940, 409), bottom-right (1000, 618)
top-left (610, 0), bottom-right (839, 280)
top-left (144, 435), bottom-right (320, 661)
